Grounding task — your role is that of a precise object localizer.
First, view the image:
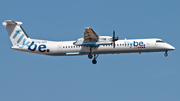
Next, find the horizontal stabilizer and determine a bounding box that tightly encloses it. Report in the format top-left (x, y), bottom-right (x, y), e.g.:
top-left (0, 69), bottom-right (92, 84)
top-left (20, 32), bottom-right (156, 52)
top-left (3, 20), bottom-right (22, 26)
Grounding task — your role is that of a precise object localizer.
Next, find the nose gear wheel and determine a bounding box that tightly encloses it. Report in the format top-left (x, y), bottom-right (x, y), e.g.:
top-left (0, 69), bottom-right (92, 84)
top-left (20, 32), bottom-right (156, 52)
top-left (164, 51), bottom-right (168, 57)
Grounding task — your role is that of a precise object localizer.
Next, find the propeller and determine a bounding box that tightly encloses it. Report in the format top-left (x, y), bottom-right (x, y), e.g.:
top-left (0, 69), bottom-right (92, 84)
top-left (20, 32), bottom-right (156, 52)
top-left (112, 30), bottom-right (119, 48)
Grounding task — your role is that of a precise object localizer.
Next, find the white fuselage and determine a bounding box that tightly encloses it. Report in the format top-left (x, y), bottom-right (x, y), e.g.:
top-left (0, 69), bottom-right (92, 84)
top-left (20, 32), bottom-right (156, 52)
top-left (2, 20), bottom-right (175, 64)
top-left (11, 38), bottom-right (175, 56)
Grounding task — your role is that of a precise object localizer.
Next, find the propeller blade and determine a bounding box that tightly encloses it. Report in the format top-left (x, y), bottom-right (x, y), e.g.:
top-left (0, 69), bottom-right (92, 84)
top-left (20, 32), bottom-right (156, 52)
top-left (113, 42), bottom-right (115, 48)
top-left (113, 30), bottom-right (115, 38)
top-left (112, 30), bottom-right (118, 48)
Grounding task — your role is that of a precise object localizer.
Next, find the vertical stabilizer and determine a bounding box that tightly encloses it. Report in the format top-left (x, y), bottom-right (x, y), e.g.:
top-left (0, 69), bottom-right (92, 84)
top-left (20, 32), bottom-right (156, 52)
top-left (3, 20), bottom-right (31, 47)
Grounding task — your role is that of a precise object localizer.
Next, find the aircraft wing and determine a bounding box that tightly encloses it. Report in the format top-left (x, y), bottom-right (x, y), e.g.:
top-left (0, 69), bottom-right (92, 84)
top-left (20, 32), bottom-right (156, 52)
top-left (84, 28), bottom-right (99, 40)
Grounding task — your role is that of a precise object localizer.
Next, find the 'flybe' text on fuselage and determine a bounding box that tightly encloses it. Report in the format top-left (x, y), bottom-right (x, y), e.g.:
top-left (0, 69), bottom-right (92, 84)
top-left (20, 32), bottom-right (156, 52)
top-left (124, 41), bottom-right (145, 49)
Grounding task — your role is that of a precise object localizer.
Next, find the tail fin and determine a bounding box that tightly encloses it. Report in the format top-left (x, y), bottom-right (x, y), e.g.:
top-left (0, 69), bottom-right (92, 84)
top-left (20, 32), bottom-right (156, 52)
top-left (3, 20), bottom-right (31, 47)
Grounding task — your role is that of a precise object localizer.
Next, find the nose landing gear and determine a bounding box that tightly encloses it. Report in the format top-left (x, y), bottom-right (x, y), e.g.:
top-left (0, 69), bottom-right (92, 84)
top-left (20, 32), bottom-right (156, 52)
top-left (164, 51), bottom-right (168, 57)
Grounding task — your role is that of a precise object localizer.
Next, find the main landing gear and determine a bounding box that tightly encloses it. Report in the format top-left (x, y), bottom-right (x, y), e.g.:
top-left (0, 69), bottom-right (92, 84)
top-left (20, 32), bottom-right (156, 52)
top-left (88, 47), bottom-right (99, 64)
top-left (88, 47), bottom-right (93, 59)
top-left (88, 53), bottom-right (93, 59)
top-left (164, 51), bottom-right (168, 57)
top-left (88, 54), bottom-right (99, 64)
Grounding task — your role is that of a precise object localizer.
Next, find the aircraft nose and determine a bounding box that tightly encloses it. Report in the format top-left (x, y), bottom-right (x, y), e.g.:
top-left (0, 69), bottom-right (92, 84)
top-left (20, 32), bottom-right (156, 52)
top-left (168, 44), bottom-right (175, 50)
top-left (171, 46), bottom-right (175, 50)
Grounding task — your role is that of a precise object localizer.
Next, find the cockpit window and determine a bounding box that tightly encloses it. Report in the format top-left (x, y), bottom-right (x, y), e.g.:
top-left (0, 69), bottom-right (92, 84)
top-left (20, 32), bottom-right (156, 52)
top-left (156, 40), bottom-right (165, 43)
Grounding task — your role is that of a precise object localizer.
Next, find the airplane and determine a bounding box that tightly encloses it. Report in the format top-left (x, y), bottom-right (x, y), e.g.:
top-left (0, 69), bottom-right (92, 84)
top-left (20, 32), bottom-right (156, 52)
top-left (3, 20), bottom-right (175, 64)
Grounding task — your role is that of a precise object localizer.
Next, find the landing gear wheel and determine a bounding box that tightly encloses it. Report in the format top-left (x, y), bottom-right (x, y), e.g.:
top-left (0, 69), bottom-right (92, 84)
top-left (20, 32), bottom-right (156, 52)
top-left (88, 54), bottom-right (93, 59)
top-left (164, 51), bottom-right (168, 57)
top-left (164, 53), bottom-right (168, 57)
top-left (88, 47), bottom-right (93, 59)
top-left (92, 59), bottom-right (97, 64)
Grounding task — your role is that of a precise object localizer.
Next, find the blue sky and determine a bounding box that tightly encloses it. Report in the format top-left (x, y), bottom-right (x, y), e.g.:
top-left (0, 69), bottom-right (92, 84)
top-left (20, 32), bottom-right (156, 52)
top-left (0, 0), bottom-right (180, 101)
